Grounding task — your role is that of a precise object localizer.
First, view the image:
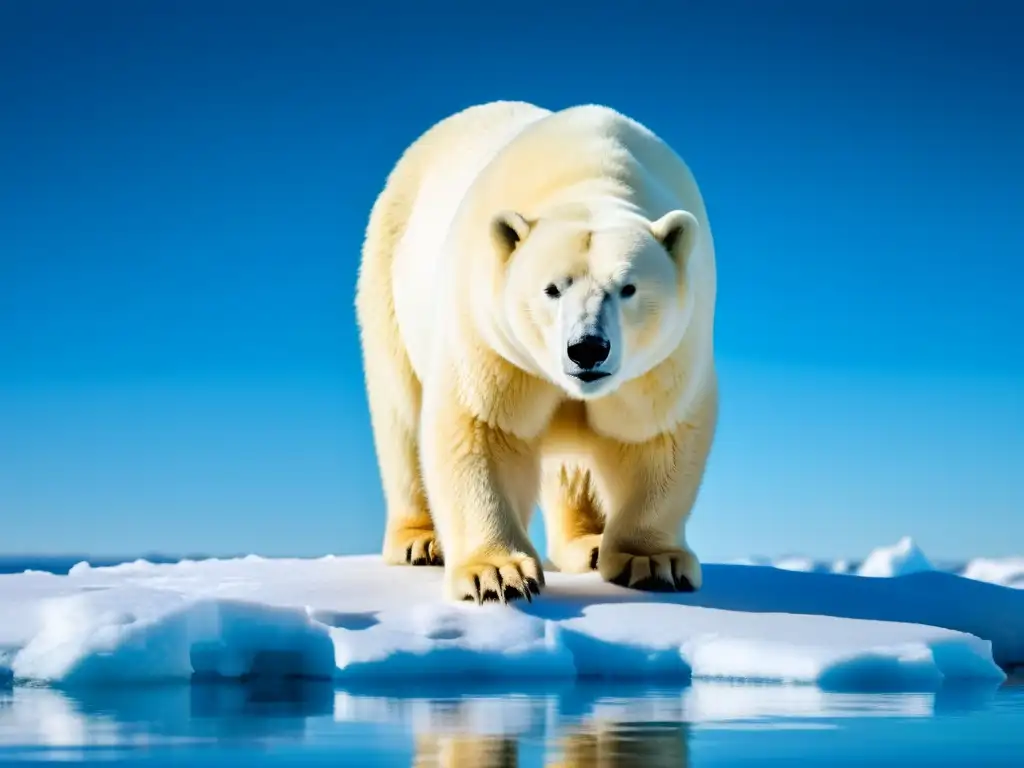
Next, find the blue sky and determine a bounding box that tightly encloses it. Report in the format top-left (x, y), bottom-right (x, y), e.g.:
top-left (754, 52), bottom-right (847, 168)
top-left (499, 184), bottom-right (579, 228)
top-left (1, 0), bottom-right (1021, 562)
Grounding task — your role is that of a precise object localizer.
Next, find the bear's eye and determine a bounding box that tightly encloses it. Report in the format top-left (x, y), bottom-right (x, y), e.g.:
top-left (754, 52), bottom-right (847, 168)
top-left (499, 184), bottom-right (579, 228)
top-left (544, 283), bottom-right (561, 299)
top-left (620, 284), bottom-right (637, 298)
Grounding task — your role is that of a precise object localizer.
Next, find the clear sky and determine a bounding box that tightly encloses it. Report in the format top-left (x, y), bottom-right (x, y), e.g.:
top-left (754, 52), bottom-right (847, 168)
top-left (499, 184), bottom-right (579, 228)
top-left (2, 0), bottom-right (1022, 563)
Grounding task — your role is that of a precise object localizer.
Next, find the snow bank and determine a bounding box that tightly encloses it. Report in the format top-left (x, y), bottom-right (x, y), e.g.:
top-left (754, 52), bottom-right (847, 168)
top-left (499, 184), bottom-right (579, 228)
top-left (738, 537), bottom-right (1024, 592)
top-left (857, 537), bottom-right (935, 578)
top-left (770, 557), bottom-right (817, 573)
top-left (962, 558), bottom-right (1024, 590)
top-left (1, 554), bottom-right (1019, 691)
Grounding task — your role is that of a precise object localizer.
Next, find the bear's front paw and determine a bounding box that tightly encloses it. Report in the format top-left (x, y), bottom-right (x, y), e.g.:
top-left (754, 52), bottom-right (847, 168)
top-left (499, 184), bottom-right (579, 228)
top-left (550, 533), bottom-right (602, 574)
top-left (382, 525), bottom-right (444, 567)
top-left (599, 548), bottom-right (701, 592)
top-left (446, 553), bottom-right (544, 605)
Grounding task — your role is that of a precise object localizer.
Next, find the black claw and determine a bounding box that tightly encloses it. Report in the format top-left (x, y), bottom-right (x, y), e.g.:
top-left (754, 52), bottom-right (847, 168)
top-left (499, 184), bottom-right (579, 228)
top-left (481, 589), bottom-right (501, 603)
top-left (675, 575), bottom-right (696, 592)
top-left (525, 578), bottom-right (541, 596)
top-left (472, 575), bottom-right (482, 602)
top-left (492, 570), bottom-right (508, 603)
top-left (589, 548), bottom-right (600, 570)
top-left (610, 569), bottom-right (632, 588)
top-left (616, 574), bottom-right (676, 593)
top-left (411, 556), bottom-right (427, 566)
top-left (503, 585), bottom-right (529, 603)
top-left (640, 576), bottom-right (678, 592)
top-left (405, 544), bottom-right (414, 563)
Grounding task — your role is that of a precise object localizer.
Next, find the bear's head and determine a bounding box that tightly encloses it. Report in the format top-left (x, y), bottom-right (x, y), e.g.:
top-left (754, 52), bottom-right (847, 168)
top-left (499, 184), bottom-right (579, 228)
top-left (491, 207), bottom-right (700, 400)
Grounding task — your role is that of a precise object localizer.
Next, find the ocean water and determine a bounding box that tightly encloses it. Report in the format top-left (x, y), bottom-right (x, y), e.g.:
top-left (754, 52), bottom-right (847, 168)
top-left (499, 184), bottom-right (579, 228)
top-left (0, 679), bottom-right (1022, 766)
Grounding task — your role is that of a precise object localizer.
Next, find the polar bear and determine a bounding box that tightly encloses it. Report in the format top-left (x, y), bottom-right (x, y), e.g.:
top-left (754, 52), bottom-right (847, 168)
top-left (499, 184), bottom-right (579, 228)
top-left (355, 101), bottom-right (718, 604)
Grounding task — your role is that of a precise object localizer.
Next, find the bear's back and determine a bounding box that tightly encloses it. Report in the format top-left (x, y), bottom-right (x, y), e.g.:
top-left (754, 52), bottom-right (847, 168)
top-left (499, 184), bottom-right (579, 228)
top-left (473, 104), bottom-right (709, 232)
top-left (392, 101), bottom-right (552, 381)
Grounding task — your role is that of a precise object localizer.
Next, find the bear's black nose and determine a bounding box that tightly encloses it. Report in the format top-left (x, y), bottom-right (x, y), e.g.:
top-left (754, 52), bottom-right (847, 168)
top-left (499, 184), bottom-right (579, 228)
top-left (567, 335), bottom-right (611, 369)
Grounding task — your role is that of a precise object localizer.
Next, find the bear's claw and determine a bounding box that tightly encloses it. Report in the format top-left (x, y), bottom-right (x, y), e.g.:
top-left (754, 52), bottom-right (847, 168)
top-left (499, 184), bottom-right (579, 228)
top-left (383, 527), bottom-right (444, 567)
top-left (405, 536), bottom-right (443, 566)
top-left (449, 554), bottom-right (544, 605)
top-left (601, 550), bottom-right (701, 593)
top-left (610, 570), bottom-right (694, 592)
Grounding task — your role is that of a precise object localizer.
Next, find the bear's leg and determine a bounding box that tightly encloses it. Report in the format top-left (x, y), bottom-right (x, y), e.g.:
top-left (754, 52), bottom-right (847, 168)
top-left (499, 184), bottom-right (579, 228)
top-left (419, 390), bottom-right (545, 604)
top-left (539, 459), bottom-right (604, 573)
top-left (356, 211), bottom-right (441, 568)
top-left (358, 343), bottom-right (441, 565)
top-left (589, 416), bottom-right (715, 593)
top-left (368, 384), bottom-right (443, 568)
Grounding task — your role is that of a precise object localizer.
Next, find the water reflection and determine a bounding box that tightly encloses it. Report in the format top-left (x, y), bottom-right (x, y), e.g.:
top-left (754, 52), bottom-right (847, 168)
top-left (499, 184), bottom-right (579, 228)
top-left (413, 722), bottom-right (689, 768)
top-left (0, 680), bottom-right (337, 754)
top-left (0, 678), bottom-right (1018, 765)
top-left (550, 722), bottom-right (690, 768)
top-left (394, 685), bottom-right (693, 767)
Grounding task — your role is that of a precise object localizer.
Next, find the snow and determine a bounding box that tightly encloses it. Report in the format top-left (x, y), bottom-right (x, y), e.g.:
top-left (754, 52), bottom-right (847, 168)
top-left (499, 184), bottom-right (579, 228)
top-left (962, 558), bottom-right (1024, 590)
top-left (770, 557), bottom-right (817, 573)
top-left (0, 547), bottom-right (1020, 694)
top-left (735, 536), bottom-right (1024, 591)
top-left (856, 537), bottom-right (935, 578)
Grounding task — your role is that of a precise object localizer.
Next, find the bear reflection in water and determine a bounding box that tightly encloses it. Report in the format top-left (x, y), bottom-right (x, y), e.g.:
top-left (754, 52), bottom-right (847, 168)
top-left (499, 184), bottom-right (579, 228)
top-left (44, 679), bottom-right (693, 765)
top-left (414, 720), bottom-right (690, 767)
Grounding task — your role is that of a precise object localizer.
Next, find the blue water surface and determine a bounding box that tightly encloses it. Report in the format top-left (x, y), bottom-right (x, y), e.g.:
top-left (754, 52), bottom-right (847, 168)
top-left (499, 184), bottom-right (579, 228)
top-left (0, 677), bottom-right (1022, 766)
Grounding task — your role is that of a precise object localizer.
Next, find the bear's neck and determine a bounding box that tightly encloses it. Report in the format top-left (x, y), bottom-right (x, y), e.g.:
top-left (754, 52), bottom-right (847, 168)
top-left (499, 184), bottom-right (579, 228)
top-left (585, 329), bottom-right (716, 444)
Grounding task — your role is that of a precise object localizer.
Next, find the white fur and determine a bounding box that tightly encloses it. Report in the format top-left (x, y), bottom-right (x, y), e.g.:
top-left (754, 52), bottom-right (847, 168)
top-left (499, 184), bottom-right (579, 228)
top-left (392, 104), bottom-right (552, 381)
top-left (356, 101), bottom-right (719, 604)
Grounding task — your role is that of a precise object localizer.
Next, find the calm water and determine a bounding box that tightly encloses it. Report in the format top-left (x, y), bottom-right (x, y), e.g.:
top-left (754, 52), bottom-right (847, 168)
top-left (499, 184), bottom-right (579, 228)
top-left (0, 679), bottom-right (1022, 766)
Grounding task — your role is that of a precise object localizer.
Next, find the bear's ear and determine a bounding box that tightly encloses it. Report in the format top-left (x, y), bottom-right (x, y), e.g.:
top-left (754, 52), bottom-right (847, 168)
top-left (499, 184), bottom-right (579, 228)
top-left (490, 210), bottom-right (533, 259)
top-left (650, 210), bottom-right (699, 265)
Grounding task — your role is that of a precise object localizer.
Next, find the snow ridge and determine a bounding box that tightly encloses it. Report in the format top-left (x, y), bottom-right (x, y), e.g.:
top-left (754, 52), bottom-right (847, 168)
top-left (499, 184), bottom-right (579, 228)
top-left (0, 544), bottom-right (1019, 693)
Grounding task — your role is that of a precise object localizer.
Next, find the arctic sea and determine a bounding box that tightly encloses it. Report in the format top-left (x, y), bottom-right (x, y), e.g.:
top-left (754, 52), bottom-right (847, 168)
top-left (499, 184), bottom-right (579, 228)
top-left (1, 679), bottom-right (1023, 766)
